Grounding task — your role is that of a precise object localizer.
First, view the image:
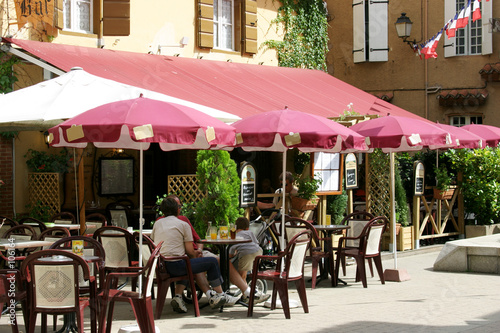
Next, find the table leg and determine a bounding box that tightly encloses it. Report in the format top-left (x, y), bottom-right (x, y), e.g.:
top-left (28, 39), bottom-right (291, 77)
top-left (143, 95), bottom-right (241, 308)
top-left (55, 313), bottom-right (79, 333)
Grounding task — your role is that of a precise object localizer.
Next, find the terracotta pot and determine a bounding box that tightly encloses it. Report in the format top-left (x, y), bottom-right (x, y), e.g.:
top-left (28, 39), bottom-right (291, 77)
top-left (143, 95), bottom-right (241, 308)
top-left (291, 196), bottom-right (318, 211)
top-left (433, 187), bottom-right (455, 200)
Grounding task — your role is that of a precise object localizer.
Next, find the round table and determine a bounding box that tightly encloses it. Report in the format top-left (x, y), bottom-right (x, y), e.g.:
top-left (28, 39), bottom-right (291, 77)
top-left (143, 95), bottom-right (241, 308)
top-left (197, 237), bottom-right (251, 293)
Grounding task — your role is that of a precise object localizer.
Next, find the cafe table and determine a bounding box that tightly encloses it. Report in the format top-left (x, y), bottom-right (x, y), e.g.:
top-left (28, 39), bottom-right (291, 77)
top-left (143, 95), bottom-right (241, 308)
top-left (0, 238), bottom-right (54, 250)
top-left (197, 237), bottom-right (251, 294)
top-left (313, 224), bottom-right (350, 287)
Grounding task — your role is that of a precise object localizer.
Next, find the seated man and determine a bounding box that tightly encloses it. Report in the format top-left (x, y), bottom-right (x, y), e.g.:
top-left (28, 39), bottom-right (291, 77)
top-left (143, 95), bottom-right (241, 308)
top-left (151, 197), bottom-right (239, 312)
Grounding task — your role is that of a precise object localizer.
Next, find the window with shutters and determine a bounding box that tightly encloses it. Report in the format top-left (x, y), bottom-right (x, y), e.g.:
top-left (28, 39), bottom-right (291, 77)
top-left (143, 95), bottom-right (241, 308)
top-left (444, 0), bottom-right (492, 57)
top-left (198, 0), bottom-right (257, 54)
top-left (63, 0), bottom-right (93, 33)
top-left (352, 0), bottom-right (388, 63)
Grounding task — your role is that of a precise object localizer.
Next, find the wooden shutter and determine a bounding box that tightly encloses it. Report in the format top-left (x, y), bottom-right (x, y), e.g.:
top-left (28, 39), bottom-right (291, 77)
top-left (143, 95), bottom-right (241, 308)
top-left (103, 0), bottom-right (130, 36)
top-left (198, 0), bottom-right (214, 48)
top-left (54, 0), bottom-right (64, 29)
top-left (243, 0), bottom-right (258, 54)
top-left (482, 0), bottom-right (493, 55)
top-left (444, 0), bottom-right (456, 57)
top-left (352, 0), bottom-right (366, 63)
top-left (367, 0), bottom-right (388, 62)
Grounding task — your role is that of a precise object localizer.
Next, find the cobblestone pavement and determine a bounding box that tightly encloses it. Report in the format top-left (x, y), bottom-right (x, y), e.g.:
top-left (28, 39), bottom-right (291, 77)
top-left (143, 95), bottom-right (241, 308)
top-left (4, 245), bottom-right (500, 333)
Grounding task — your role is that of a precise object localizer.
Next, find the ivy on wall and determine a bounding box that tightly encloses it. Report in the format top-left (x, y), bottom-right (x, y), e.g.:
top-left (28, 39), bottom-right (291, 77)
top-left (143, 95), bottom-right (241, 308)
top-left (265, 0), bottom-right (329, 71)
top-left (0, 53), bottom-right (19, 138)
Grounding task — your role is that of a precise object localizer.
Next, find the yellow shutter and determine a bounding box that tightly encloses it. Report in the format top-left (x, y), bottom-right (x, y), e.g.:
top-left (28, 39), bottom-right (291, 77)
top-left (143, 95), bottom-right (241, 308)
top-left (103, 0), bottom-right (130, 36)
top-left (54, 0), bottom-right (64, 29)
top-left (243, 0), bottom-right (257, 54)
top-left (198, 0), bottom-right (214, 48)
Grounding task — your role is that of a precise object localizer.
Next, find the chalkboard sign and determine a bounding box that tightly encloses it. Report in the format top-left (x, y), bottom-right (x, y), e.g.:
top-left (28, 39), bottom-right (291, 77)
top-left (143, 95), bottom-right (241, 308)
top-left (99, 157), bottom-right (135, 196)
top-left (240, 162), bottom-right (256, 207)
top-left (414, 161), bottom-right (425, 196)
top-left (345, 153), bottom-right (358, 189)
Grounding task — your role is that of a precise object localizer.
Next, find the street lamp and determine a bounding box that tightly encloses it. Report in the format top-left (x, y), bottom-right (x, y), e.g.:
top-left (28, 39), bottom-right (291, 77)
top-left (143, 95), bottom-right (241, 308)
top-left (395, 13), bottom-right (419, 48)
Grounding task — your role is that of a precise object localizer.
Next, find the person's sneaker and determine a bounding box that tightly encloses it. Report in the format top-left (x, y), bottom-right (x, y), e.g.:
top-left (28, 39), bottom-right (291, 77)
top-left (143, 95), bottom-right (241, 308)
top-left (207, 290), bottom-right (226, 309)
top-left (171, 295), bottom-right (188, 313)
top-left (223, 293), bottom-right (240, 306)
top-left (241, 291), bottom-right (271, 305)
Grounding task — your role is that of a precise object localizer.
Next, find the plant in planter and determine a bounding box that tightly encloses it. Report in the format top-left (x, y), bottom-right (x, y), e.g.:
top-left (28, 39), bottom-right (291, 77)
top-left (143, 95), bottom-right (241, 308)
top-left (433, 164), bottom-right (455, 199)
top-left (24, 148), bottom-right (71, 173)
top-left (291, 174), bottom-right (322, 211)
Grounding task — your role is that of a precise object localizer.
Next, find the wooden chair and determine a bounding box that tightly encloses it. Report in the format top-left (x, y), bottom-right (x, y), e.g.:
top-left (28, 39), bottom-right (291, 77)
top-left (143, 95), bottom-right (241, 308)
top-left (285, 217), bottom-right (333, 288)
top-left (335, 216), bottom-right (388, 288)
top-left (247, 230), bottom-right (311, 319)
top-left (18, 217), bottom-right (48, 235)
top-left (20, 249), bottom-right (97, 333)
top-left (50, 211), bottom-right (77, 224)
top-left (98, 241), bottom-right (162, 333)
top-left (336, 211), bottom-right (375, 276)
top-left (0, 269), bottom-right (29, 333)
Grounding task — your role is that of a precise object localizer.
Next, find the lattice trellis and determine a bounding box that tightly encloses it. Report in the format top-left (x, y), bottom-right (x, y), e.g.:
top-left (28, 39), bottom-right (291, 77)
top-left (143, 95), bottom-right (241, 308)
top-left (168, 174), bottom-right (206, 204)
top-left (366, 151), bottom-right (391, 219)
top-left (28, 173), bottom-right (63, 217)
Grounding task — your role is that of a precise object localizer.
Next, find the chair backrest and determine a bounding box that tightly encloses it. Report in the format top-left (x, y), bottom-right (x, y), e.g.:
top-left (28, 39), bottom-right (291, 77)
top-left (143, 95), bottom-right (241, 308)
top-left (19, 217), bottom-right (48, 235)
top-left (363, 217), bottom-right (388, 256)
top-left (50, 211), bottom-right (77, 224)
top-left (133, 232), bottom-right (155, 266)
top-left (38, 227), bottom-right (71, 249)
top-left (143, 242), bottom-right (162, 297)
top-left (21, 249), bottom-right (91, 310)
top-left (341, 211), bottom-right (375, 247)
top-left (0, 216), bottom-right (19, 237)
top-left (3, 224), bottom-right (37, 241)
top-left (93, 226), bottom-right (136, 268)
top-left (85, 213), bottom-right (108, 235)
top-left (283, 230), bottom-right (311, 279)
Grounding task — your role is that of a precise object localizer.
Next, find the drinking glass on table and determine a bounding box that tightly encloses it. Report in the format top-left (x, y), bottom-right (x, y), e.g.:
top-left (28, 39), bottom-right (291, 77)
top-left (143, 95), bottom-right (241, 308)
top-left (210, 226), bottom-right (218, 240)
top-left (230, 223), bottom-right (236, 239)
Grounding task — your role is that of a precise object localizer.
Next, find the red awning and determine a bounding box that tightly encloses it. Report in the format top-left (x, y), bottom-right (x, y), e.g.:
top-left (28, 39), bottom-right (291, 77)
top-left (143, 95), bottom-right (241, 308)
top-left (2, 37), bottom-right (423, 121)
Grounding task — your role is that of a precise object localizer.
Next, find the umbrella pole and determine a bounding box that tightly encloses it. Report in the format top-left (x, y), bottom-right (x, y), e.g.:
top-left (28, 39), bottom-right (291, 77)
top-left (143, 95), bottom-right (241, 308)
top-left (138, 145), bottom-right (144, 296)
top-left (280, 149), bottom-right (287, 271)
top-left (390, 152), bottom-right (397, 269)
top-left (73, 148), bottom-right (79, 226)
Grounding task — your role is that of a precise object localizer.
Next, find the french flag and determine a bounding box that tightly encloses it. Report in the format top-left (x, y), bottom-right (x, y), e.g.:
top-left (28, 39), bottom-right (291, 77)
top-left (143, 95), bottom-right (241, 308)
top-left (456, 0), bottom-right (471, 29)
top-left (472, 0), bottom-right (481, 22)
top-left (446, 13), bottom-right (459, 38)
top-left (426, 29), bottom-right (444, 59)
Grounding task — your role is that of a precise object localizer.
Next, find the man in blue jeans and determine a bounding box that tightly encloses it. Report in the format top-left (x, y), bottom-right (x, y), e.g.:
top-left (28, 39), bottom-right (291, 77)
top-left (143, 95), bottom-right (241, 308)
top-left (151, 197), bottom-right (238, 312)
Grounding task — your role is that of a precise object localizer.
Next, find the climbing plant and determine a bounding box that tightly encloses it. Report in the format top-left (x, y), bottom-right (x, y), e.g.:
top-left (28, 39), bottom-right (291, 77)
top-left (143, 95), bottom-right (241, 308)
top-left (0, 53), bottom-right (19, 138)
top-left (265, 0), bottom-right (329, 71)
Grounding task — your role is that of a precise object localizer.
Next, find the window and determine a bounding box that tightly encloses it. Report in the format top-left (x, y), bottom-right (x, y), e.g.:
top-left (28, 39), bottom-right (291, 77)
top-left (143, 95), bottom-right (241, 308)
top-left (450, 116), bottom-right (483, 127)
top-left (352, 0), bottom-right (388, 63)
top-left (444, 0), bottom-right (492, 57)
top-left (197, 0), bottom-right (257, 54)
top-left (63, 0), bottom-right (93, 33)
top-left (214, 0), bottom-right (234, 50)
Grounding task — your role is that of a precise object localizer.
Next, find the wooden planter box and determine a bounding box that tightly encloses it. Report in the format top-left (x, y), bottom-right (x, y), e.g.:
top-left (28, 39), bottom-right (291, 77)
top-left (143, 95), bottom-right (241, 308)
top-left (433, 186), bottom-right (456, 200)
top-left (28, 172), bottom-right (63, 217)
top-left (291, 196), bottom-right (318, 211)
top-left (382, 226), bottom-right (413, 251)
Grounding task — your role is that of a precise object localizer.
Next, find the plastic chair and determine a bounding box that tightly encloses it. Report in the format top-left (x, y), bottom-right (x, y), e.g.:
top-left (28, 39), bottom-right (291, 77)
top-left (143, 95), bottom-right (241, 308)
top-left (0, 225), bottom-right (38, 266)
top-left (50, 211), bottom-right (77, 224)
top-left (0, 269), bottom-right (29, 333)
top-left (0, 215), bottom-right (19, 236)
top-left (151, 235), bottom-right (200, 318)
top-left (85, 213), bottom-right (108, 235)
top-left (20, 249), bottom-right (98, 333)
top-left (335, 211), bottom-right (375, 276)
top-left (98, 241), bottom-right (162, 333)
top-left (285, 217), bottom-right (333, 288)
top-left (18, 217), bottom-right (48, 235)
top-left (37, 226), bottom-right (71, 250)
top-left (335, 216), bottom-right (388, 288)
top-left (247, 230), bottom-right (312, 319)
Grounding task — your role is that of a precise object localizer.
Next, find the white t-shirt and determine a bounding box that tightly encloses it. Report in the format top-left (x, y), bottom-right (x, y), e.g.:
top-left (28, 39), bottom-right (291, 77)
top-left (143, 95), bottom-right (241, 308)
top-left (151, 215), bottom-right (193, 257)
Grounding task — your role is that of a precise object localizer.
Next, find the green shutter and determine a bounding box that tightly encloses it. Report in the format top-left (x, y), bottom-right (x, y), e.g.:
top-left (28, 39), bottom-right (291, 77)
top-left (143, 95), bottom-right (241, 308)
top-left (243, 0), bottom-right (257, 54)
top-left (103, 0), bottom-right (130, 36)
top-left (198, 0), bottom-right (214, 48)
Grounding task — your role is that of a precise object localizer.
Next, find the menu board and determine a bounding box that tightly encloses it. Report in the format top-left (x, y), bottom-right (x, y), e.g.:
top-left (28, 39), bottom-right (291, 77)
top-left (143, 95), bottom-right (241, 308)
top-left (312, 152), bottom-right (343, 195)
top-left (345, 153), bottom-right (358, 189)
top-left (414, 161), bottom-right (425, 196)
top-left (240, 162), bottom-right (256, 207)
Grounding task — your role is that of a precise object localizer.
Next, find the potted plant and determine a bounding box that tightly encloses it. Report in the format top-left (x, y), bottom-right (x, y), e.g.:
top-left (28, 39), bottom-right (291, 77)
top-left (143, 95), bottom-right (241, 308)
top-left (24, 148), bottom-right (71, 173)
top-left (433, 164), bottom-right (455, 200)
top-left (291, 174), bottom-right (322, 211)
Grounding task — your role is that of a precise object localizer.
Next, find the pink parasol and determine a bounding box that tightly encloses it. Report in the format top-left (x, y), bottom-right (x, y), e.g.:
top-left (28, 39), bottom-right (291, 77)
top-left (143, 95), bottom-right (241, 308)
top-left (433, 123), bottom-right (483, 149)
top-left (461, 124), bottom-right (500, 148)
top-left (232, 108), bottom-right (368, 251)
top-left (350, 115), bottom-right (453, 272)
top-left (48, 96), bottom-right (236, 293)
